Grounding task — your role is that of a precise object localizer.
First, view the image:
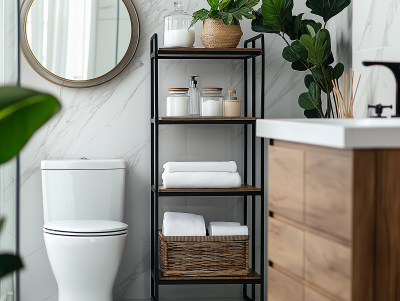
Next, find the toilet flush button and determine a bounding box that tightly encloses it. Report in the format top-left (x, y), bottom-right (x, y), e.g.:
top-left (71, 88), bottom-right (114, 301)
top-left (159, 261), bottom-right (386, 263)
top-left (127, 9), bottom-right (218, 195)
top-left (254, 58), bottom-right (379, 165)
top-left (80, 157), bottom-right (89, 160)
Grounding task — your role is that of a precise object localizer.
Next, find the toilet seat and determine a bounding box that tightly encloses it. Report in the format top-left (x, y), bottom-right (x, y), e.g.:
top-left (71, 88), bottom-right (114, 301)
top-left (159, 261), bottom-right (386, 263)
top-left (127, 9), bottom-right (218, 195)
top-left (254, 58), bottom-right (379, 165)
top-left (43, 220), bottom-right (128, 236)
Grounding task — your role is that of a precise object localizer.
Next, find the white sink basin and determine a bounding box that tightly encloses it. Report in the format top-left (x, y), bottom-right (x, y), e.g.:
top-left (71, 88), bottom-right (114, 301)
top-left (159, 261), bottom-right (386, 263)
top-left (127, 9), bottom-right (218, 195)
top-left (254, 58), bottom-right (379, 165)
top-left (256, 118), bottom-right (400, 149)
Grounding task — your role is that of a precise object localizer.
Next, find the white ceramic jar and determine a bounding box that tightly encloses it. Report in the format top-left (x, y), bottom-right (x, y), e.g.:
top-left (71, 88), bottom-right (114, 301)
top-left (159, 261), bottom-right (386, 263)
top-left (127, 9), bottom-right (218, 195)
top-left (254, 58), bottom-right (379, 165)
top-left (166, 88), bottom-right (189, 117)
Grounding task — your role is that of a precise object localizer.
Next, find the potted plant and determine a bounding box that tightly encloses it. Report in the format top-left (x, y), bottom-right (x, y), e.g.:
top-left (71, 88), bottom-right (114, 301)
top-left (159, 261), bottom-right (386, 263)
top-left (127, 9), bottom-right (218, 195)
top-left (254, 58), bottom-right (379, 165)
top-left (0, 86), bottom-right (61, 279)
top-left (252, 0), bottom-right (351, 118)
top-left (190, 0), bottom-right (260, 48)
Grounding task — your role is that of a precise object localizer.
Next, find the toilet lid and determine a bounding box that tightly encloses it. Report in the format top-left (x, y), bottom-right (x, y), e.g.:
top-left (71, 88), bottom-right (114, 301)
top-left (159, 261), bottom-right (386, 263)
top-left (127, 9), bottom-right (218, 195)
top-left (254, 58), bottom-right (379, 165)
top-left (43, 220), bottom-right (128, 234)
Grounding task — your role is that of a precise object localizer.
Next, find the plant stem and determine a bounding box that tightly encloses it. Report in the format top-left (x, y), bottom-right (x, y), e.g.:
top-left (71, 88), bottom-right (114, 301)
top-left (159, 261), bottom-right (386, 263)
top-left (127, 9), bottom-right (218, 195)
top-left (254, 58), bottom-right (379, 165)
top-left (320, 64), bottom-right (333, 118)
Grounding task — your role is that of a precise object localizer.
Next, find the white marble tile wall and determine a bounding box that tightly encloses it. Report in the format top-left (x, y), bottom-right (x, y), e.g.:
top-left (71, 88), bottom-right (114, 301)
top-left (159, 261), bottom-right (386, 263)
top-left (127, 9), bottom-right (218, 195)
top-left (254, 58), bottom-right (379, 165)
top-left (352, 0), bottom-right (400, 118)
top-left (18, 1), bottom-right (312, 300)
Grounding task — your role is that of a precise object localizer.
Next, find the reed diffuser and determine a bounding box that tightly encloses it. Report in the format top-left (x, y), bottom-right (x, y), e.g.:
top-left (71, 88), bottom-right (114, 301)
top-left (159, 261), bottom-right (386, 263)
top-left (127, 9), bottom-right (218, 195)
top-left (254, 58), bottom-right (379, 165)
top-left (332, 69), bottom-right (361, 118)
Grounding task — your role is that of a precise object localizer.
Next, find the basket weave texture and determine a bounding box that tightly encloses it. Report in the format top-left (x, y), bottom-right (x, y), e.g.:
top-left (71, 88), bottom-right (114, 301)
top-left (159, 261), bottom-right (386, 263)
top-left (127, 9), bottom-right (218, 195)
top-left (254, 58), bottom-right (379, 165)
top-left (200, 19), bottom-right (243, 48)
top-left (159, 230), bottom-right (249, 277)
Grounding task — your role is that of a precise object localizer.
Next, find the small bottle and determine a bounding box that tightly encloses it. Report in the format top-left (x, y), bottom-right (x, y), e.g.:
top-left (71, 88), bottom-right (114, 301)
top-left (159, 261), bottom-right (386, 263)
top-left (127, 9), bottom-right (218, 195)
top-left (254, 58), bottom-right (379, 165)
top-left (223, 89), bottom-right (241, 117)
top-left (189, 75), bottom-right (201, 117)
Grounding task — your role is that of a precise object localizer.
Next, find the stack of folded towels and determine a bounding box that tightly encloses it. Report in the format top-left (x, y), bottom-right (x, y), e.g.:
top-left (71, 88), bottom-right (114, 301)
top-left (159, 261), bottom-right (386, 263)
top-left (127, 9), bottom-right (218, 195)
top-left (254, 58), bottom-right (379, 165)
top-left (162, 161), bottom-right (242, 189)
top-left (162, 212), bottom-right (248, 236)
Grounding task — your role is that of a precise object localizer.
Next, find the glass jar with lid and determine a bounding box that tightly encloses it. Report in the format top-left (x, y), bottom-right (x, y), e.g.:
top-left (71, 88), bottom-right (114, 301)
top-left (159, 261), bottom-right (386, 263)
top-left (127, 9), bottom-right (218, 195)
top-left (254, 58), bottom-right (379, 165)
top-left (223, 89), bottom-right (241, 117)
top-left (164, 2), bottom-right (195, 48)
top-left (201, 88), bottom-right (224, 117)
top-left (166, 88), bottom-right (189, 117)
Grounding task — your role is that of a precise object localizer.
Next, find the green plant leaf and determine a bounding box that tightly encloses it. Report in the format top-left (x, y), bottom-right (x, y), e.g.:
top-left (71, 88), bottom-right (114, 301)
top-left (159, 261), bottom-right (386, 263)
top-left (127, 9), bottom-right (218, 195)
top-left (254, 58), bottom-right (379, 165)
top-left (251, 8), bottom-right (277, 32)
top-left (234, 12), bottom-right (243, 20)
top-left (190, 9), bottom-right (209, 28)
top-left (222, 12), bottom-right (234, 24)
top-left (315, 30), bottom-right (326, 50)
top-left (261, 0), bottom-right (287, 31)
top-left (324, 66), bottom-right (334, 82)
top-left (0, 254), bottom-right (23, 278)
top-left (291, 41), bottom-right (308, 58)
top-left (208, 0), bottom-right (220, 11)
top-left (304, 74), bottom-right (315, 89)
top-left (306, 25), bottom-right (316, 38)
top-left (209, 10), bottom-right (223, 20)
top-left (304, 108), bottom-right (319, 118)
top-left (311, 67), bottom-right (324, 79)
top-left (245, 0), bottom-right (261, 8)
top-left (299, 19), bottom-right (317, 35)
top-left (282, 46), bottom-right (300, 62)
top-left (219, 0), bottom-right (231, 11)
top-left (293, 13), bottom-right (303, 39)
top-left (235, 0), bottom-right (248, 9)
top-left (306, 0), bottom-right (351, 22)
top-left (299, 34), bottom-right (314, 52)
top-left (0, 87), bottom-right (61, 164)
top-left (291, 59), bottom-right (308, 71)
top-left (333, 62), bottom-right (344, 79)
top-left (309, 81), bottom-right (321, 102)
top-left (298, 92), bottom-right (316, 110)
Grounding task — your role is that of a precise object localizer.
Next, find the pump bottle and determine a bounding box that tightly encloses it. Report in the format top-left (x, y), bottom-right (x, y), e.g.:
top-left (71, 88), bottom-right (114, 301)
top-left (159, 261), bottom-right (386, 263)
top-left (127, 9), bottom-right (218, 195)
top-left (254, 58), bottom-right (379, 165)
top-left (189, 75), bottom-right (200, 117)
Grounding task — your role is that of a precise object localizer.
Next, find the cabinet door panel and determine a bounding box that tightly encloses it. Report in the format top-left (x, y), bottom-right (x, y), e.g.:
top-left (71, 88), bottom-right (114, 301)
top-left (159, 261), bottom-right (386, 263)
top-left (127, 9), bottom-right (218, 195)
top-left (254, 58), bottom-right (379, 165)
top-left (305, 151), bottom-right (352, 242)
top-left (269, 145), bottom-right (304, 223)
top-left (269, 218), bottom-right (304, 278)
top-left (268, 267), bottom-right (303, 301)
top-left (305, 232), bottom-right (351, 301)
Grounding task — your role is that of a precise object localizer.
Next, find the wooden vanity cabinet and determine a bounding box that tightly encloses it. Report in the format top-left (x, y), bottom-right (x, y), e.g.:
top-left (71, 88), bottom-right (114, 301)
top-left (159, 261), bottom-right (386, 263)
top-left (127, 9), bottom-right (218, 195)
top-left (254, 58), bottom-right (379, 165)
top-left (268, 140), bottom-right (400, 301)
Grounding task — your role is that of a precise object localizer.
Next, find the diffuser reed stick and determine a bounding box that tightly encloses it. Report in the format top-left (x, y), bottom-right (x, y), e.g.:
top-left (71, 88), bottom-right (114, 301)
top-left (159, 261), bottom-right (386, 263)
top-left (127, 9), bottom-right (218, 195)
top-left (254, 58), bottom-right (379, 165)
top-left (332, 68), bottom-right (361, 118)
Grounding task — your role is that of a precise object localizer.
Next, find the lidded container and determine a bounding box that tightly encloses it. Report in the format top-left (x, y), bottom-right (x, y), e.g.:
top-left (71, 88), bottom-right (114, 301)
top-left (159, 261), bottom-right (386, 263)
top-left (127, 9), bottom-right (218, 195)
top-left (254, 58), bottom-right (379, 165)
top-left (164, 1), bottom-right (195, 48)
top-left (201, 88), bottom-right (224, 117)
top-left (41, 159), bottom-right (126, 223)
top-left (166, 88), bottom-right (189, 117)
top-left (223, 89), bottom-right (241, 117)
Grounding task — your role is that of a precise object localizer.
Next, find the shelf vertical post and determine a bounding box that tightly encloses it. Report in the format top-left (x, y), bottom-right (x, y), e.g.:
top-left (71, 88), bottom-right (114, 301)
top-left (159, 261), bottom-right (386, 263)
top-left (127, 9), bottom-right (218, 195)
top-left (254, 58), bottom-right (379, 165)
top-left (243, 43), bottom-right (248, 299)
top-left (150, 34), bottom-right (155, 300)
top-left (251, 39), bottom-right (256, 301)
top-left (260, 34), bottom-right (265, 301)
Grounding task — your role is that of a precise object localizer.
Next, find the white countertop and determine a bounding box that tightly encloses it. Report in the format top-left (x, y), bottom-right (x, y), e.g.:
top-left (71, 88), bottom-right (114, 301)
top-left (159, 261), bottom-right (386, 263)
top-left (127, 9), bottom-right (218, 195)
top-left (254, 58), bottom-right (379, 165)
top-left (256, 118), bottom-right (400, 149)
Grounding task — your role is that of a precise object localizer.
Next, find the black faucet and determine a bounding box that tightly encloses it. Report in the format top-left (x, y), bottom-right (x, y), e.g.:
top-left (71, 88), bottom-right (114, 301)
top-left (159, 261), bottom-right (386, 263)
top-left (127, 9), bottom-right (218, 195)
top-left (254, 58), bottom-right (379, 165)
top-left (363, 61), bottom-right (400, 117)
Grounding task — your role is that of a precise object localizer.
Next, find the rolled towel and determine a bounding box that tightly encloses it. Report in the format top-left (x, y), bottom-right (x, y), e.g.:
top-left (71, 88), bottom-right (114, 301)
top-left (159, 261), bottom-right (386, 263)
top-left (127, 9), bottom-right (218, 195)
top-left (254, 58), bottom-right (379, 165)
top-left (162, 172), bottom-right (242, 189)
top-left (209, 225), bottom-right (249, 236)
top-left (163, 161), bottom-right (237, 173)
top-left (162, 212), bottom-right (206, 236)
top-left (209, 221), bottom-right (241, 227)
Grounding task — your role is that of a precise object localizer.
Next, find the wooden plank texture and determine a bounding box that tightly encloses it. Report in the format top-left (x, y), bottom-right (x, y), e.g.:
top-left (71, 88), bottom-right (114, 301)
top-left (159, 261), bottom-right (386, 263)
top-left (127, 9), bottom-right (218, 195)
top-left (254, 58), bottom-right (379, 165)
top-left (269, 145), bottom-right (305, 223)
top-left (305, 232), bottom-right (351, 301)
top-left (268, 267), bottom-right (303, 301)
top-left (304, 287), bottom-right (332, 301)
top-left (375, 150), bottom-right (400, 301)
top-left (305, 151), bottom-right (352, 242)
top-left (157, 268), bottom-right (260, 280)
top-left (352, 150), bottom-right (376, 301)
top-left (269, 218), bottom-right (304, 278)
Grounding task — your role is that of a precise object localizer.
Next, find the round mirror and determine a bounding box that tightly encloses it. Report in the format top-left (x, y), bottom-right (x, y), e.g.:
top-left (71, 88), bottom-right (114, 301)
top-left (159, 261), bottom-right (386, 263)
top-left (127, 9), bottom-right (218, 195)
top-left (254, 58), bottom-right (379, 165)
top-left (20, 0), bottom-right (140, 88)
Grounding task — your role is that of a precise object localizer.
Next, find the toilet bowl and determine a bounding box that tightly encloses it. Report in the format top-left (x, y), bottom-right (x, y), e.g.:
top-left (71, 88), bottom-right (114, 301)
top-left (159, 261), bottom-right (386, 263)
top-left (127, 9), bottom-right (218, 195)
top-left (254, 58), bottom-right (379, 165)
top-left (43, 220), bottom-right (128, 301)
top-left (41, 159), bottom-right (128, 301)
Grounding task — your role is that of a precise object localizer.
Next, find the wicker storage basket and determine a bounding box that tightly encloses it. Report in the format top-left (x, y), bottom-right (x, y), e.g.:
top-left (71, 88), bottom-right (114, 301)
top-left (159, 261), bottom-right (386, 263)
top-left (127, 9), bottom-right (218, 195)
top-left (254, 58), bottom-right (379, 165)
top-left (159, 230), bottom-right (249, 277)
top-left (200, 19), bottom-right (243, 48)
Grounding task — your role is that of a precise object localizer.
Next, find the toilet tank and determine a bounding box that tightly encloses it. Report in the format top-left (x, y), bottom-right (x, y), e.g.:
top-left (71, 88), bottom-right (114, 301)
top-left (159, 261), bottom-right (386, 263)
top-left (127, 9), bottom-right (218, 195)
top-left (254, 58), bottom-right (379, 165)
top-left (41, 159), bottom-right (126, 223)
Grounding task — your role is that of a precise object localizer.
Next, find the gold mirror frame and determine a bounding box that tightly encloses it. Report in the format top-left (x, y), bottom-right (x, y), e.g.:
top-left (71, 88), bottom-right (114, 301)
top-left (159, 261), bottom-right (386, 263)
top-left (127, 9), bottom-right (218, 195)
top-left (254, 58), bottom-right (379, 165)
top-left (20, 0), bottom-right (140, 88)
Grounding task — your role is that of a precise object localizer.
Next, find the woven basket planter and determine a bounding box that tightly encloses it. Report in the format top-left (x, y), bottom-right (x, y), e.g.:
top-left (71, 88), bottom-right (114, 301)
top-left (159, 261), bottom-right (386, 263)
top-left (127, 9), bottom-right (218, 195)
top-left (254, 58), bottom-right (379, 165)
top-left (200, 19), bottom-right (243, 48)
top-left (159, 230), bottom-right (249, 277)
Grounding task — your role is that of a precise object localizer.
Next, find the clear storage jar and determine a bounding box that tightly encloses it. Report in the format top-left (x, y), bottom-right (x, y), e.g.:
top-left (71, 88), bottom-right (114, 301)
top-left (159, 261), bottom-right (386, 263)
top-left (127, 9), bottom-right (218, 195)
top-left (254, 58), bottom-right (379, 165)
top-left (223, 89), bottom-right (241, 117)
top-left (164, 2), bottom-right (195, 48)
top-left (201, 88), bottom-right (224, 117)
top-left (166, 88), bottom-right (189, 117)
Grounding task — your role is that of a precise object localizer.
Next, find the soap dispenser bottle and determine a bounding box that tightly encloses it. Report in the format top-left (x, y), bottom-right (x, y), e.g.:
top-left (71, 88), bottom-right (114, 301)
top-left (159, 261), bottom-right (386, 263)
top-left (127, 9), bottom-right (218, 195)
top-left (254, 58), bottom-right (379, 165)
top-left (189, 75), bottom-right (200, 117)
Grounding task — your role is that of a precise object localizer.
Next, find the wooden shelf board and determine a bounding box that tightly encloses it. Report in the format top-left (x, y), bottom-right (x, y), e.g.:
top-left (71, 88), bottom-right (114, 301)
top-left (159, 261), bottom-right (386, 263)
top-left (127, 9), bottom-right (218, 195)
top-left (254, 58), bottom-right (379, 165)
top-left (155, 184), bottom-right (261, 194)
top-left (157, 48), bottom-right (262, 59)
top-left (156, 268), bottom-right (261, 281)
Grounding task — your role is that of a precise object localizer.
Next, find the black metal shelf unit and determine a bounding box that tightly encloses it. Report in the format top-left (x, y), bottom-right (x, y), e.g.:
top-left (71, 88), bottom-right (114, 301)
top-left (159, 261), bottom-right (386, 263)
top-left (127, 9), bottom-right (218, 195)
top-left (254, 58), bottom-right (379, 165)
top-left (150, 33), bottom-right (265, 301)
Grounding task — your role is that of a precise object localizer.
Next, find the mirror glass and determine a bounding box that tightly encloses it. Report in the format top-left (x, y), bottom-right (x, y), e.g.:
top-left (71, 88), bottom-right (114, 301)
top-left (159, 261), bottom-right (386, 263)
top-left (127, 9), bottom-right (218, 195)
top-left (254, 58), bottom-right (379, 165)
top-left (26, 0), bottom-right (132, 81)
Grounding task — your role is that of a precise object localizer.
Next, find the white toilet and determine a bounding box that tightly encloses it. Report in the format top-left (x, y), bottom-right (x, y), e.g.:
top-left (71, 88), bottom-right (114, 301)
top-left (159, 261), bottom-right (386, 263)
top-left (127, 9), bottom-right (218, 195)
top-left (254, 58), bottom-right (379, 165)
top-left (41, 159), bottom-right (128, 301)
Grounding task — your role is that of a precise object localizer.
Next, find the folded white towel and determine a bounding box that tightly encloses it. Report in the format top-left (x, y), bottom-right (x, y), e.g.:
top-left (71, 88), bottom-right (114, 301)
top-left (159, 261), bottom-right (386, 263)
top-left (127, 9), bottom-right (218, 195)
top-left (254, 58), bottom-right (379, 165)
top-left (162, 172), bottom-right (242, 189)
top-left (162, 212), bottom-right (206, 236)
top-left (209, 225), bottom-right (249, 236)
top-left (163, 161), bottom-right (237, 173)
top-left (209, 221), bottom-right (241, 227)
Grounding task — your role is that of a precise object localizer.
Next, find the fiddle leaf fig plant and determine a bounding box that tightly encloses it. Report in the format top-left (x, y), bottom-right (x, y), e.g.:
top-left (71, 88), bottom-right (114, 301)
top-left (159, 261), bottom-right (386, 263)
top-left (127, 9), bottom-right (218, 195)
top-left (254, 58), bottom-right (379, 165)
top-left (252, 0), bottom-right (350, 118)
top-left (0, 86), bottom-right (61, 278)
top-left (190, 0), bottom-right (260, 28)
top-left (0, 86), bottom-right (61, 164)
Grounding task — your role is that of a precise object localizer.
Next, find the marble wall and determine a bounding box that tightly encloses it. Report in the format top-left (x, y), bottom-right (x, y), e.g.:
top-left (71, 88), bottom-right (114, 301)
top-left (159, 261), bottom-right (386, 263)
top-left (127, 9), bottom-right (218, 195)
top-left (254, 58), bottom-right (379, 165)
top-left (18, 1), bottom-right (313, 300)
top-left (352, 0), bottom-right (400, 118)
